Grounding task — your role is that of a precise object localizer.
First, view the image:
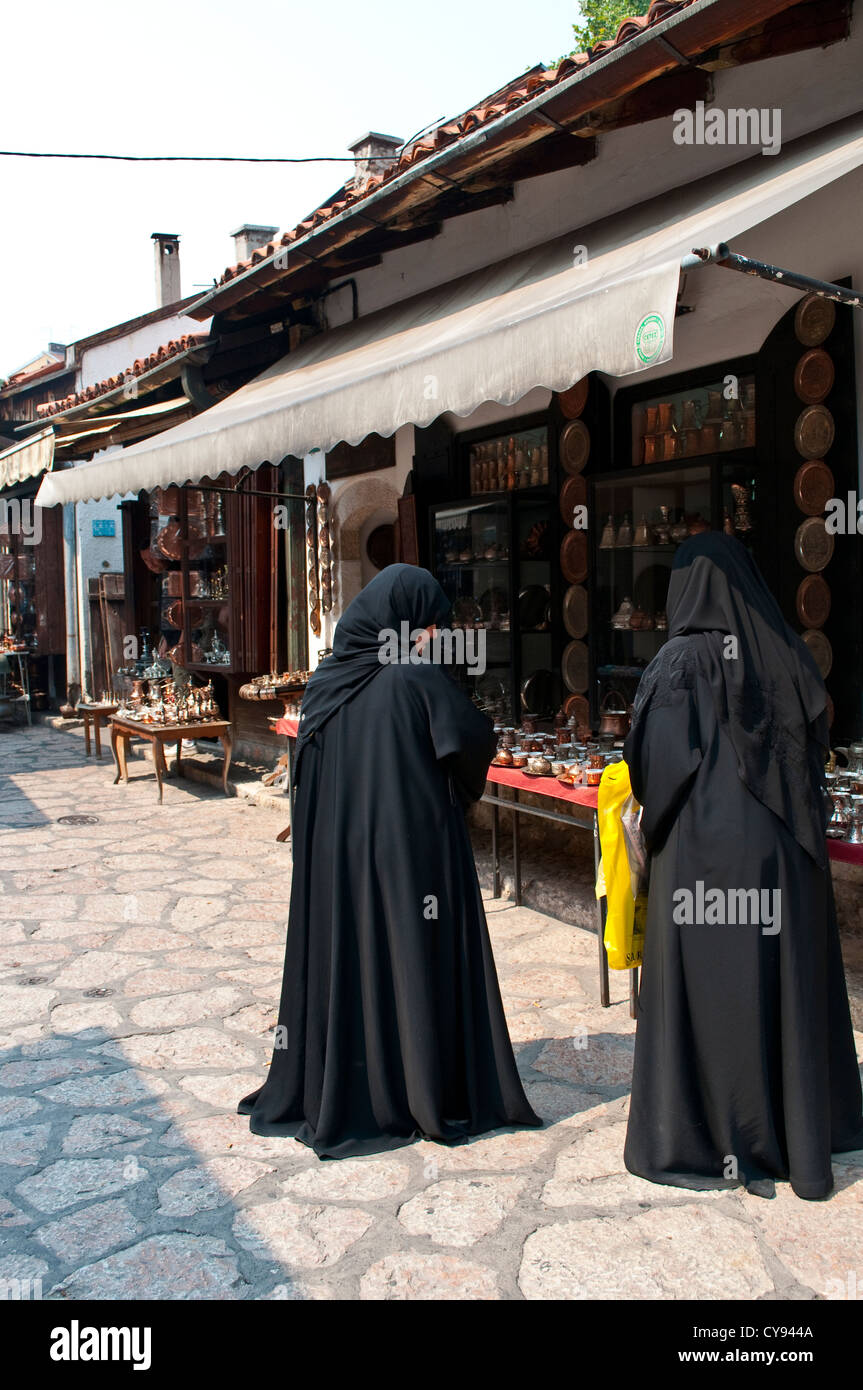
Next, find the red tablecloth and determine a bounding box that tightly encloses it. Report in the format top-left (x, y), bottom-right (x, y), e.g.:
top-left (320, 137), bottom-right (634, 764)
top-left (271, 725), bottom-right (598, 809)
top-left (828, 839), bottom-right (863, 865)
top-left (486, 763), bottom-right (599, 809)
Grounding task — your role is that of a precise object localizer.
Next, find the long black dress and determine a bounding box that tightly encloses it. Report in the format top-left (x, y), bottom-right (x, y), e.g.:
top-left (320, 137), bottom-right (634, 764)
top-left (623, 534), bottom-right (863, 1200)
top-left (239, 564), bottom-right (540, 1158)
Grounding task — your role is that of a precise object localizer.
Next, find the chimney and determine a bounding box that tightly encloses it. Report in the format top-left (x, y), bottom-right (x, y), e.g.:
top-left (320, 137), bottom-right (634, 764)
top-left (231, 224), bottom-right (280, 264)
top-left (348, 132), bottom-right (402, 191)
top-left (151, 232), bottom-right (181, 307)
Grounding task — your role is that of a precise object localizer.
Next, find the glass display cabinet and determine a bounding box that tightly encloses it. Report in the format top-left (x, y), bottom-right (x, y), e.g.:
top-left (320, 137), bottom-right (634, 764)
top-left (144, 484), bottom-right (233, 672)
top-left (0, 539), bottom-right (37, 648)
top-left (595, 362), bottom-right (760, 718)
top-left (430, 490), bottom-right (560, 722)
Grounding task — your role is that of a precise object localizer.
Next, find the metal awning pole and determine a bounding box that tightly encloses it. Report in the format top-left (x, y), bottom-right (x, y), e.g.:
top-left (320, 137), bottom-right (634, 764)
top-left (681, 244), bottom-right (863, 309)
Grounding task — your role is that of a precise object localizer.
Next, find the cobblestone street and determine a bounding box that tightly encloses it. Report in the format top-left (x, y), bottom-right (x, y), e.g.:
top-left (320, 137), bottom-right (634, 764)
top-left (1, 722), bottom-right (862, 1301)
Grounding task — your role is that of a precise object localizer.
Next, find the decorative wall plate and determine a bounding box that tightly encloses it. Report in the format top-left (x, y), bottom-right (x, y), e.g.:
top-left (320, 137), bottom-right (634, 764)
top-left (562, 639), bottom-right (589, 694)
top-left (562, 584), bottom-right (589, 639)
top-left (560, 529), bottom-right (588, 582)
top-left (801, 627), bottom-right (833, 679)
top-left (559, 419), bottom-right (590, 475)
top-left (558, 378), bottom-right (589, 419)
top-left (793, 460), bottom-right (834, 516)
top-left (559, 474), bottom-right (587, 525)
top-left (563, 693), bottom-right (591, 729)
top-left (796, 574), bottom-right (831, 628)
top-left (794, 405), bottom-right (835, 460)
top-left (794, 349), bottom-right (835, 404)
top-left (795, 516), bottom-right (834, 572)
top-left (520, 669), bottom-right (558, 716)
top-left (794, 293), bottom-right (836, 347)
top-left (140, 547), bottom-right (167, 574)
top-left (518, 585), bottom-right (550, 630)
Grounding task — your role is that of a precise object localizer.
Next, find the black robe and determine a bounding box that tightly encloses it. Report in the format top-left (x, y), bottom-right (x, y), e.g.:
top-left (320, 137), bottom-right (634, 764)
top-left (623, 536), bottom-right (863, 1200)
top-left (239, 565), bottom-right (540, 1158)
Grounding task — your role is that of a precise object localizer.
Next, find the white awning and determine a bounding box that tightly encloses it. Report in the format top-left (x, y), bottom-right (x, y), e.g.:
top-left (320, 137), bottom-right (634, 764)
top-left (36, 110), bottom-right (863, 508)
top-left (0, 428), bottom-right (54, 491)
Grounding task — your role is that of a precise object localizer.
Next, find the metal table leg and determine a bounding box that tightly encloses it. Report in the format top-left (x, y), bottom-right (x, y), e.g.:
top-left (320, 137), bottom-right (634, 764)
top-left (491, 790), bottom-right (500, 898)
top-left (512, 787), bottom-right (521, 907)
top-left (594, 810), bottom-right (610, 1008)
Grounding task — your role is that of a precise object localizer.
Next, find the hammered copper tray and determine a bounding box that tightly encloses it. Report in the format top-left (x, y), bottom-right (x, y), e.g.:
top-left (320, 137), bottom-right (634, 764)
top-left (558, 378), bottom-right (589, 419)
top-left (560, 529), bottom-right (588, 583)
top-left (559, 475), bottom-right (587, 526)
top-left (802, 627), bottom-right (833, 679)
top-left (793, 460), bottom-right (834, 516)
top-left (563, 584), bottom-right (589, 639)
top-left (794, 405), bottom-right (835, 460)
top-left (794, 349), bottom-right (834, 405)
top-left (794, 293), bottom-right (836, 347)
top-left (795, 516), bottom-right (834, 572)
top-left (559, 419), bottom-right (590, 475)
top-left (562, 639), bottom-right (590, 694)
top-left (796, 574), bottom-right (831, 628)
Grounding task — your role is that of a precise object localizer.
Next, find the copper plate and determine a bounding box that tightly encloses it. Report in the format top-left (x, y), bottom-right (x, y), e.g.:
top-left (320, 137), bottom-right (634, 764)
top-left (563, 584), bottom-right (589, 639)
top-left (793, 460), bottom-right (834, 516)
top-left (794, 293), bottom-right (836, 347)
top-left (563, 693), bottom-right (591, 729)
top-left (559, 475), bottom-right (587, 526)
top-left (562, 640), bottom-right (589, 694)
top-left (793, 349), bottom-right (834, 405)
top-left (794, 405), bottom-right (835, 460)
top-left (796, 574), bottom-right (831, 628)
top-left (560, 529), bottom-right (588, 583)
top-left (826, 692), bottom-right (835, 728)
top-left (802, 627), bottom-right (833, 679)
top-left (795, 516), bottom-right (834, 572)
top-left (558, 378), bottom-right (589, 419)
top-left (560, 419), bottom-right (590, 476)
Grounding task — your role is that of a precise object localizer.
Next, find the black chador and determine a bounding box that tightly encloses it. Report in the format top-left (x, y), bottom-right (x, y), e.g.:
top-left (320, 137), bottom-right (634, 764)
top-left (623, 533), bottom-right (863, 1199)
top-left (240, 565), bottom-right (540, 1158)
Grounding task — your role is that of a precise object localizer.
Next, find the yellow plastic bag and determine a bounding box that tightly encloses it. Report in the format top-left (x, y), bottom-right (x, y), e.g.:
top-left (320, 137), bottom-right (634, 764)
top-left (595, 759), bottom-right (647, 970)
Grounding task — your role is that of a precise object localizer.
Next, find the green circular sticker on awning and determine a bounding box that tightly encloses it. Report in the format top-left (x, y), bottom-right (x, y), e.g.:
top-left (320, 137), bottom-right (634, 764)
top-left (635, 313), bottom-right (666, 365)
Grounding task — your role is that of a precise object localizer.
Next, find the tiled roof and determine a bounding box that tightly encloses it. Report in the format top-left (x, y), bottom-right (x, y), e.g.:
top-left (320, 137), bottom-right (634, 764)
top-left (35, 334), bottom-right (210, 418)
top-left (4, 356), bottom-right (68, 389)
top-left (214, 0), bottom-right (693, 289)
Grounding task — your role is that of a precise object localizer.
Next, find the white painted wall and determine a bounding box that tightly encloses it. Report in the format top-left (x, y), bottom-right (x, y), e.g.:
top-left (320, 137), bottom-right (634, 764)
top-left (324, 16), bottom-right (863, 331)
top-left (78, 311), bottom-right (209, 389)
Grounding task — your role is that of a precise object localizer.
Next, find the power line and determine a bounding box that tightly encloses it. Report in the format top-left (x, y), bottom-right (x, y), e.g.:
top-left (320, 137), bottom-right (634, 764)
top-left (0, 150), bottom-right (403, 164)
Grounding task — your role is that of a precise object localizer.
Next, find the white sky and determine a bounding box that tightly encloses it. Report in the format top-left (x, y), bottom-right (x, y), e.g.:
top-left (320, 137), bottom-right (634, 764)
top-left (0, 0), bottom-right (580, 377)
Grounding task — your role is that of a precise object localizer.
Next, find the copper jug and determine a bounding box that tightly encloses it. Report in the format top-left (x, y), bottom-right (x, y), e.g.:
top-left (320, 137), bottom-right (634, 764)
top-left (599, 689), bottom-right (630, 739)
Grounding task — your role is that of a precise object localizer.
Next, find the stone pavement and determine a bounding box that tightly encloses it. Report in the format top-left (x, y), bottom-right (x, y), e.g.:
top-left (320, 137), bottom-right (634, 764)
top-left (0, 721), bottom-right (861, 1301)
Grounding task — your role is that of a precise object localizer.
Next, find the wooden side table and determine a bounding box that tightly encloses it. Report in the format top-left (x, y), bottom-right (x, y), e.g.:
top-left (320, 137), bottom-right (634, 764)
top-left (79, 703), bottom-right (119, 759)
top-left (109, 716), bottom-right (232, 804)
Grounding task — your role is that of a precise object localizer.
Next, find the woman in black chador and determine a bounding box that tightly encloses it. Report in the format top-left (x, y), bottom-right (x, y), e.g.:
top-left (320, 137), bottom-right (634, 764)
top-left (623, 532), bottom-right (863, 1200)
top-left (240, 564), bottom-right (540, 1158)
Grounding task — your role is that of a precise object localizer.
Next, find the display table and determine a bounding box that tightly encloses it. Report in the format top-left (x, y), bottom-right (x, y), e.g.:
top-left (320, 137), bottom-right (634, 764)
top-left (79, 702), bottom-right (118, 758)
top-left (0, 651), bottom-right (31, 725)
top-left (109, 715), bottom-right (232, 804)
top-left (828, 839), bottom-right (863, 865)
top-left (272, 719), bottom-right (632, 1011)
top-left (484, 767), bottom-right (637, 1014)
top-left (273, 714), bottom-right (300, 846)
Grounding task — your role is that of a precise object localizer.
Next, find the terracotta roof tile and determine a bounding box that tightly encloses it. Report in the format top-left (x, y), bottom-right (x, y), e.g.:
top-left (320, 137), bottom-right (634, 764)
top-left (35, 333), bottom-right (210, 418)
top-left (210, 0), bottom-right (694, 292)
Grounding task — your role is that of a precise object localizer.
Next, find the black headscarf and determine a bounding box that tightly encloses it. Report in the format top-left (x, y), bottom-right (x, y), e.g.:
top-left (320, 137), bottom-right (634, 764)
top-left (664, 532), bottom-right (829, 866)
top-left (294, 564), bottom-right (452, 761)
